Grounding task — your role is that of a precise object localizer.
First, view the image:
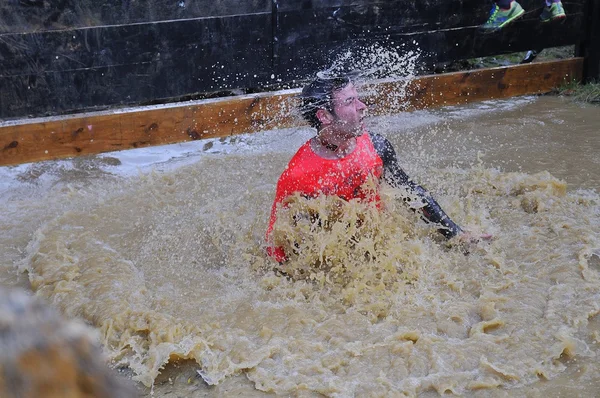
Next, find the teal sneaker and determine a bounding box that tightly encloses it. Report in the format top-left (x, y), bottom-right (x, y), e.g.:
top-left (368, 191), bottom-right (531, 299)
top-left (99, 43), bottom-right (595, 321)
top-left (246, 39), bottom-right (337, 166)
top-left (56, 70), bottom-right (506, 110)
top-left (480, 1), bottom-right (525, 32)
top-left (540, 2), bottom-right (566, 23)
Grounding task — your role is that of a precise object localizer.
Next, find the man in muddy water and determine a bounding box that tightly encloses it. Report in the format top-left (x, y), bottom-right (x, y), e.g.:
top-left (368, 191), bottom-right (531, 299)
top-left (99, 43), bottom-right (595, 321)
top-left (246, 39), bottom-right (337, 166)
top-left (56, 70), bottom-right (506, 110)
top-left (266, 74), bottom-right (489, 262)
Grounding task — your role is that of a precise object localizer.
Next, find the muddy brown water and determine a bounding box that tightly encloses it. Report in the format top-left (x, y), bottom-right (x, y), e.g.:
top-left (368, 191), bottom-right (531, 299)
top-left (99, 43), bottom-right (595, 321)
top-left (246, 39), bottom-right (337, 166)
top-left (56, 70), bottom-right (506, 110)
top-left (1, 95), bottom-right (599, 397)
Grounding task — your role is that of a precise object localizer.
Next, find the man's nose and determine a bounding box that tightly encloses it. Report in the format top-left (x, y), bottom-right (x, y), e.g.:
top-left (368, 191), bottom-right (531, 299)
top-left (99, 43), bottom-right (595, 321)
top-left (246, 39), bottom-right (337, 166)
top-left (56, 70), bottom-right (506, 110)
top-left (356, 99), bottom-right (367, 111)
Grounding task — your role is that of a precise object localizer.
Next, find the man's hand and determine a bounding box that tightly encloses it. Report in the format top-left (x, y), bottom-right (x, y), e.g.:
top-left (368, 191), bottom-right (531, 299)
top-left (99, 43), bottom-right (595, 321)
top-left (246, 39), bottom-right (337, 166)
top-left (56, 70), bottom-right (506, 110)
top-left (456, 231), bottom-right (493, 244)
top-left (447, 231), bottom-right (492, 254)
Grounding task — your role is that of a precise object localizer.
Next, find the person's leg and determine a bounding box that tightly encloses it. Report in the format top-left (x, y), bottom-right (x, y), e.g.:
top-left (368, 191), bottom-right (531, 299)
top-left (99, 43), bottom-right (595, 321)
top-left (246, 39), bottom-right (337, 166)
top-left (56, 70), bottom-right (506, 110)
top-left (540, 0), bottom-right (566, 22)
top-left (480, 1), bottom-right (525, 32)
top-left (496, 0), bottom-right (513, 9)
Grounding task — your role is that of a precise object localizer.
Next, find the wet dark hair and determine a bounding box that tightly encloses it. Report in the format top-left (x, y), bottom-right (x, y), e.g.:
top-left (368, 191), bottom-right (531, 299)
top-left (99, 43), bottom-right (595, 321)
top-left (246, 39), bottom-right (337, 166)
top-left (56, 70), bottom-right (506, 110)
top-left (299, 74), bottom-right (352, 129)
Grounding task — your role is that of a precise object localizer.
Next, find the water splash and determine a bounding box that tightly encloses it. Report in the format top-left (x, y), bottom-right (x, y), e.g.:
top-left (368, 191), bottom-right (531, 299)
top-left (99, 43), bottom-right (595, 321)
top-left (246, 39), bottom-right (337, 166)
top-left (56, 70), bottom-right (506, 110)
top-left (325, 41), bottom-right (422, 81)
top-left (322, 41), bottom-right (423, 113)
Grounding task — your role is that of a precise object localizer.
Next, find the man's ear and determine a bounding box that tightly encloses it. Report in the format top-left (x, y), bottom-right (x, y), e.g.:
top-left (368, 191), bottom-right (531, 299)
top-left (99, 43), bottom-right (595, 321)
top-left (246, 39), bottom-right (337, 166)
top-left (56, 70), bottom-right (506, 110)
top-left (316, 109), bottom-right (334, 126)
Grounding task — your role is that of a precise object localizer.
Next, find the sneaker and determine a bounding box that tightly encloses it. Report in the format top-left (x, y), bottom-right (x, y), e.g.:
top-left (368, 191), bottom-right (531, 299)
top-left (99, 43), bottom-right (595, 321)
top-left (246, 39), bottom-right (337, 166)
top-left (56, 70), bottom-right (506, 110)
top-left (480, 1), bottom-right (525, 32)
top-left (540, 2), bottom-right (566, 22)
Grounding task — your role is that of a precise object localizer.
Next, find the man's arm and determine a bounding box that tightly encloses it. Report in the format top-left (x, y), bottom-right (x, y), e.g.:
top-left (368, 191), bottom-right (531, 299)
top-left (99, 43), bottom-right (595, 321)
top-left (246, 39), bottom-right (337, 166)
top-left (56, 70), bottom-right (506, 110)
top-left (369, 133), bottom-right (462, 239)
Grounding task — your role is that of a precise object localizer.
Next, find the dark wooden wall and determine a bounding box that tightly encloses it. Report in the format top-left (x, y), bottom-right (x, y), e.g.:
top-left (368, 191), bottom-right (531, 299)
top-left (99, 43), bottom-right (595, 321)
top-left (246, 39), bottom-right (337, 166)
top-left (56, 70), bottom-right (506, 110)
top-left (0, 0), bottom-right (590, 120)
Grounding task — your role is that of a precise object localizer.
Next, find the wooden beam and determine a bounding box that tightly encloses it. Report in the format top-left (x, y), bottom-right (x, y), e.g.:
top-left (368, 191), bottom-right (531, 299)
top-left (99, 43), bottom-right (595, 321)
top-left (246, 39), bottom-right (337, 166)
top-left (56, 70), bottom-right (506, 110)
top-left (0, 58), bottom-right (583, 166)
top-left (364, 57), bottom-right (584, 114)
top-left (274, 0), bottom-right (585, 80)
top-left (577, 0), bottom-right (600, 81)
top-left (0, 14), bottom-right (273, 119)
top-left (0, 0), bottom-right (272, 34)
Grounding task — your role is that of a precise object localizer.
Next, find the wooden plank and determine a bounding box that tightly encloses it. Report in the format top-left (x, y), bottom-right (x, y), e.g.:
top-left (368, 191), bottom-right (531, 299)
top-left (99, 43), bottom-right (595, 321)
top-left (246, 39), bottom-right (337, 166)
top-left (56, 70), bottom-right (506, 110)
top-left (0, 58), bottom-right (582, 166)
top-left (0, 14), bottom-right (272, 78)
top-left (0, 92), bottom-right (300, 166)
top-left (0, 14), bottom-right (273, 119)
top-left (363, 57), bottom-right (584, 114)
top-left (277, 0), bottom-right (479, 30)
top-left (275, 5), bottom-right (585, 80)
top-left (277, 0), bottom-right (585, 25)
top-left (276, 0), bottom-right (585, 42)
top-left (277, 0), bottom-right (493, 39)
top-left (576, 0), bottom-right (600, 80)
top-left (0, 0), bottom-right (271, 34)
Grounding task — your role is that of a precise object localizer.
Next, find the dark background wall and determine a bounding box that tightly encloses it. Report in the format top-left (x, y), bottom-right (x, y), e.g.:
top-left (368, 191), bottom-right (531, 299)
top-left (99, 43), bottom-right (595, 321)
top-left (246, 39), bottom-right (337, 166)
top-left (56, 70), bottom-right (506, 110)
top-left (0, 0), bottom-right (590, 120)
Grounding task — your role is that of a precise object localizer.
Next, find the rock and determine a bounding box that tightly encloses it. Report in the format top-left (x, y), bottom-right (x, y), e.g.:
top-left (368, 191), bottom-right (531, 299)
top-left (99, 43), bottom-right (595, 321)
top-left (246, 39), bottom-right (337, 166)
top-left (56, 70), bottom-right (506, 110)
top-left (0, 287), bottom-right (135, 398)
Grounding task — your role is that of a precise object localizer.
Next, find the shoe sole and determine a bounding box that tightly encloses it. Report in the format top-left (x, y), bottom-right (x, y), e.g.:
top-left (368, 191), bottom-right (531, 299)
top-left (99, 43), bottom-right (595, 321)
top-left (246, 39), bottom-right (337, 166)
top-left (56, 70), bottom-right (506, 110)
top-left (541, 14), bottom-right (566, 23)
top-left (498, 9), bottom-right (526, 28)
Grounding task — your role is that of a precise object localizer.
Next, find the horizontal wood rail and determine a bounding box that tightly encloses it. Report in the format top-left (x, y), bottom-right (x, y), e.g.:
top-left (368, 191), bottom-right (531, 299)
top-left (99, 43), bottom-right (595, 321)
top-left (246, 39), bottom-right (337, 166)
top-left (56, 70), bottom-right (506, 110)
top-left (0, 58), bottom-right (583, 167)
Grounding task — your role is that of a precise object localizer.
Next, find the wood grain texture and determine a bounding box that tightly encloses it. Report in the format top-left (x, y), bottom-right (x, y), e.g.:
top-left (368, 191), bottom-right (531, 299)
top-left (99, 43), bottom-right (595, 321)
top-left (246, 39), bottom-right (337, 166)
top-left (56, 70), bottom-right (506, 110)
top-left (275, 10), bottom-right (584, 80)
top-left (0, 14), bottom-right (273, 119)
top-left (0, 0), bottom-right (588, 119)
top-left (363, 58), bottom-right (584, 114)
top-left (576, 0), bottom-right (600, 80)
top-left (0, 0), bottom-right (271, 34)
top-left (0, 58), bottom-right (583, 166)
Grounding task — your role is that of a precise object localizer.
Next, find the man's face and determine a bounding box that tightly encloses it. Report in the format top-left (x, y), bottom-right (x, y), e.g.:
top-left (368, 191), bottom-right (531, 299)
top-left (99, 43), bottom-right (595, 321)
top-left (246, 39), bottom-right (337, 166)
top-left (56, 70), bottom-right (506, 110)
top-left (328, 83), bottom-right (367, 137)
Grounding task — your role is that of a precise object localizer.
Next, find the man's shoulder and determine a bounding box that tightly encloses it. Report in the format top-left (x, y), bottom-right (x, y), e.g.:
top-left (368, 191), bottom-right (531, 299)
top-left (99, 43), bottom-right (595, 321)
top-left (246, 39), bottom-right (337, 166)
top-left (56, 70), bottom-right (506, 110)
top-left (286, 139), bottom-right (313, 164)
top-left (367, 132), bottom-right (388, 146)
top-left (365, 132), bottom-right (397, 164)
top-left (281, 140), bottom-right (317, 176)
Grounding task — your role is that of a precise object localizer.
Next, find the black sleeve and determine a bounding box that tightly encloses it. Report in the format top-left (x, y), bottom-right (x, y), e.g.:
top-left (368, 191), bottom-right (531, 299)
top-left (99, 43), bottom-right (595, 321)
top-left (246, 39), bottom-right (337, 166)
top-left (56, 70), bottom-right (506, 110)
top-left (369, 133), bottom-right (462, 239)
